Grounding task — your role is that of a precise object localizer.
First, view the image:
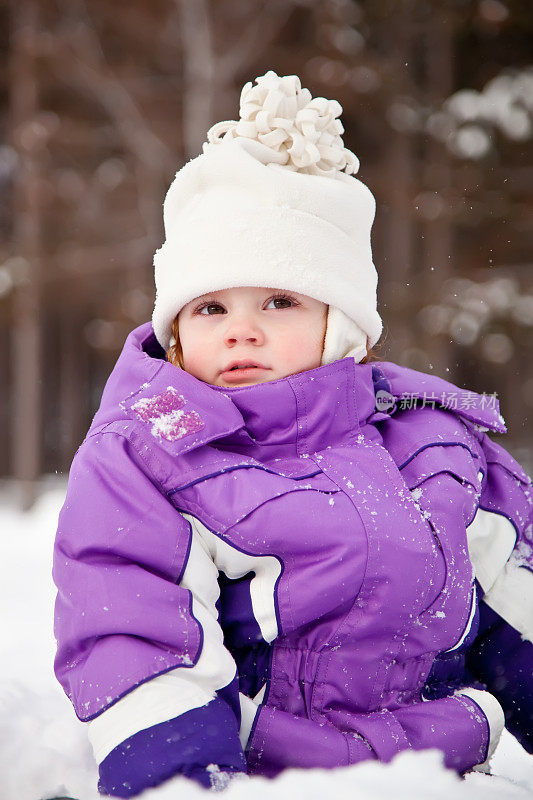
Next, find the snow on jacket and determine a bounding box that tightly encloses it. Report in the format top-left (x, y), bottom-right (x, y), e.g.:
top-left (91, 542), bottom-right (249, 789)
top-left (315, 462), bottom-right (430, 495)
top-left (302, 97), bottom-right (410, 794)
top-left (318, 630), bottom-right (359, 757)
top-left (53, 322), bottom-right (533, 797)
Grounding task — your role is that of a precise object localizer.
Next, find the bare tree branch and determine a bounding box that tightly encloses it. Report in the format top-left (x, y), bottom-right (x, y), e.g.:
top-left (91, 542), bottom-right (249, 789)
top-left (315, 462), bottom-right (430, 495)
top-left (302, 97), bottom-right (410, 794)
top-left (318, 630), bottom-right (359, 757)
top-left (174, 0), bottom-right (296, 158)
top-left (217, 0), bottom-right (295, 84)
top-left (50, 0), bottom-right (176, 172)
top-left (175, 0), bottom-right (215, 158)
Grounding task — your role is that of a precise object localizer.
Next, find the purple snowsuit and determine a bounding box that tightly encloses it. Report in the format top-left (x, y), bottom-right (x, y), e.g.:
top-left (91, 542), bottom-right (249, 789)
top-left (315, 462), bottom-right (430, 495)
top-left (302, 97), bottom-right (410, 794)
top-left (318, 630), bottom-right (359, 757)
top-left (53, 322), bottom-right (533, 797)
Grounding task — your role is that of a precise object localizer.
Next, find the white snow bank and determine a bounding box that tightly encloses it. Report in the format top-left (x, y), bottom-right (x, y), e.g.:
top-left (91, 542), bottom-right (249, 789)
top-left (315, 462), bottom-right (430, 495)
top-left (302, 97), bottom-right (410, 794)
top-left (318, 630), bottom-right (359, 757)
top-left (0, 477), bottom-right (532, 800)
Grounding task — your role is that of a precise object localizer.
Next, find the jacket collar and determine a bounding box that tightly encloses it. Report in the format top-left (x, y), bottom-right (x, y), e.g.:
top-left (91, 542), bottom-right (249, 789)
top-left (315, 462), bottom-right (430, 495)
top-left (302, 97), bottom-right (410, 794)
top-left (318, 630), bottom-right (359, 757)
top-left (208, 350), bottom-right (377, 457)
top-left (96, 323), bottom-right (376, 459)
top-left (93, 323), bottom-right (506, 462)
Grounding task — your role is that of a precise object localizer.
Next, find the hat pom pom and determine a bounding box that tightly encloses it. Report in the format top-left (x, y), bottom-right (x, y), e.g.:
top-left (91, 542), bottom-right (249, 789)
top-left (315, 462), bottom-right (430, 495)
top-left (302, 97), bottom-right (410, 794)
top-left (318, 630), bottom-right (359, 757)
top-left (202, 70), bottom-right (360, 179)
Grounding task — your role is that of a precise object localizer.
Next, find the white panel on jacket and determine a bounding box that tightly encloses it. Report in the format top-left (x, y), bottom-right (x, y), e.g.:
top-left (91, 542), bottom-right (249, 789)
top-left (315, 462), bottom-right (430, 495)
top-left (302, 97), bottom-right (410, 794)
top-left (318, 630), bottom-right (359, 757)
top-left (466, 505), bottom-right (533, 642)
top-left (183, 512), bottom-right (281, 643)
top-left (238, 684), bottom-right (266, 749)
top-left (466, 506), bottom-right (516, 593)
top-left (482, 558), bottom-right (533, 643)
top-left (88, 516), bottom-right (239, 764)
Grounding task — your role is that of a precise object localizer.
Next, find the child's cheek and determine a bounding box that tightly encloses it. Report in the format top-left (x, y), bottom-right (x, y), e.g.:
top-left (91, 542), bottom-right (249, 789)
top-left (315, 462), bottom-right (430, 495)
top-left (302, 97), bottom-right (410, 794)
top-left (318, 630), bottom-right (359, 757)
top-left (181, 340), bottom-right (212, 379)
top-left (277, 326), bottom-right (321, 370)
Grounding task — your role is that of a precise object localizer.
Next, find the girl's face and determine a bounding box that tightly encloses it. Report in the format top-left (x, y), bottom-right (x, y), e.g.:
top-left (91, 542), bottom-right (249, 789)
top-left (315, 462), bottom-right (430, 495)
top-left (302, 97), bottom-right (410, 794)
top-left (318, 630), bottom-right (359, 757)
top-left (177, 286), bottom-right (328, 387)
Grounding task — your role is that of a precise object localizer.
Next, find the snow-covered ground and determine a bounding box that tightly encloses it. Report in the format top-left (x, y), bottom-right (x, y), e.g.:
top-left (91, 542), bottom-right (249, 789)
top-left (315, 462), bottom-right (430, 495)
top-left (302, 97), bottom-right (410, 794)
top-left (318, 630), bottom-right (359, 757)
top-left (1, 477), bottom-right (532, 800)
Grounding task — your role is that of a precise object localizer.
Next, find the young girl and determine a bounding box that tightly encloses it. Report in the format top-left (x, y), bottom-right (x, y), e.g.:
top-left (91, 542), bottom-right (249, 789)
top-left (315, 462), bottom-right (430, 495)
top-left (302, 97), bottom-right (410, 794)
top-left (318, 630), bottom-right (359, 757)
top-left (53, 72), bottom-right (533, 798)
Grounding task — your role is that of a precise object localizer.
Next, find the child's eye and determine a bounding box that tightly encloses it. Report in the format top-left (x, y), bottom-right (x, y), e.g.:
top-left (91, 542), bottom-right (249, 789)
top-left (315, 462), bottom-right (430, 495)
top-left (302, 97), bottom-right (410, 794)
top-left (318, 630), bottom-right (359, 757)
top-left (197, 302), bottom-right (224, 315)
top-left (265, 294), bottom-right (297, 310)
top-left (194, 294), bottom-right (298, 317)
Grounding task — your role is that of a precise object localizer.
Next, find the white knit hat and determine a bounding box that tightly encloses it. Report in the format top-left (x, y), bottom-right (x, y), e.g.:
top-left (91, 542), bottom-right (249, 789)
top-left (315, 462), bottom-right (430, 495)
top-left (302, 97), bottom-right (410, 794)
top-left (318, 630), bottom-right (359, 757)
top-left (152, 71), bottom-right (382, 364)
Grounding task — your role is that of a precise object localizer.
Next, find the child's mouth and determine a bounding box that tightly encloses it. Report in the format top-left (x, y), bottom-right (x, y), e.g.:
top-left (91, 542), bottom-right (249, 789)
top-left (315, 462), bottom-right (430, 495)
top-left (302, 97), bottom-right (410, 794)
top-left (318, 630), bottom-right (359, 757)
top-left (221, 366), bottom-right (268, 381)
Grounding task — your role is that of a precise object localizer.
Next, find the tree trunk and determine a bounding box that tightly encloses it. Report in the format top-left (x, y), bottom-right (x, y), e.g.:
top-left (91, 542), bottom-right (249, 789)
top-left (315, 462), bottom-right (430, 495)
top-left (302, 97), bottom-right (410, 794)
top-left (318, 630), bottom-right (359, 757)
top-left (422, 3), bottom-right (454, 376)
top-left (9, 0), bottom-right (44, 510)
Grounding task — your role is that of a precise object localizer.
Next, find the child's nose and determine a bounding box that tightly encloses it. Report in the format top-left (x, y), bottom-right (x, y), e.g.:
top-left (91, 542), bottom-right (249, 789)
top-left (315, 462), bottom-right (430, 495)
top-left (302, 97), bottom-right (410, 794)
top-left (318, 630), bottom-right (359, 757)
top-left (223, 317), bottom-right (265, 346)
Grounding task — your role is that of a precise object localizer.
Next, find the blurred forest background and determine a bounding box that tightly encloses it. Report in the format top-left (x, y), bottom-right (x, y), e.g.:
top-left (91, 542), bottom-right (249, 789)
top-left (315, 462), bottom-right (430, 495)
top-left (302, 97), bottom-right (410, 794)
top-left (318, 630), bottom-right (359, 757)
top-left (0, 0), bottom-right (532, 508)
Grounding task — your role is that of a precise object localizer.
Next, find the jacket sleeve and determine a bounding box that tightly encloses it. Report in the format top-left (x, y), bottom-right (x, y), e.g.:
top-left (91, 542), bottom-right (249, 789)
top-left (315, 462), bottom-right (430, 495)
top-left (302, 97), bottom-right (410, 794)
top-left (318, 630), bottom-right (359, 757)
top-left (53, 428), bottom-right (247, 797)
top-left (462, 430), bottom-right (533, 754)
